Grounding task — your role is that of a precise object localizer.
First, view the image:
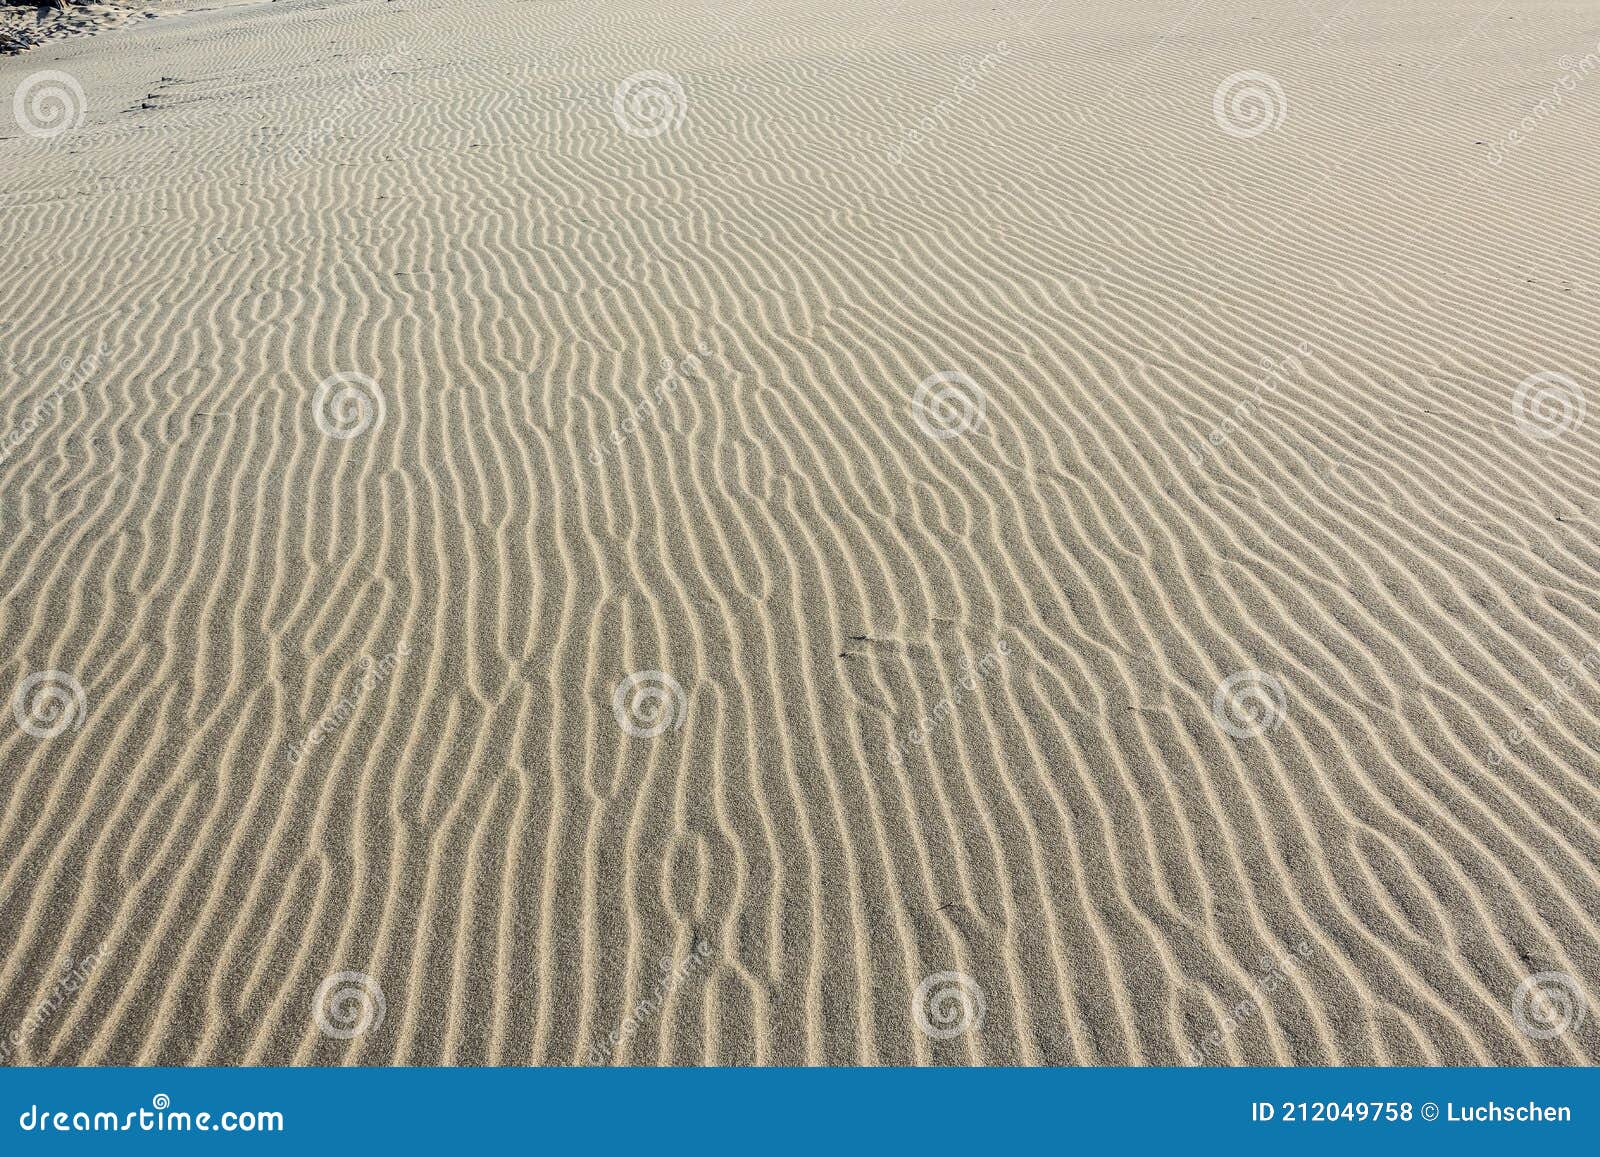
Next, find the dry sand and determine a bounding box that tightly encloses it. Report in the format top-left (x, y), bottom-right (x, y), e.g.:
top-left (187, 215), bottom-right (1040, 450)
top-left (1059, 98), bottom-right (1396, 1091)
top-left (2, 2), bottom-right (186, 55)
top-left (2, 0), bottom-right (1599, 1065)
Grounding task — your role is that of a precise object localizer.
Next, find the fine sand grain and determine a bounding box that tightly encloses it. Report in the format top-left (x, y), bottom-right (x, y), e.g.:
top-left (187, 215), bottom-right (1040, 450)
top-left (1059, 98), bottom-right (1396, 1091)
top-left (2, 0), bottom-right (1598, 1064)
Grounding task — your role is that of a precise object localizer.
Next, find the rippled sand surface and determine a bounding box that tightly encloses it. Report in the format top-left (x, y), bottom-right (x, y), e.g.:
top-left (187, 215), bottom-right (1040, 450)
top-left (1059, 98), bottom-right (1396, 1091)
top-left (2, 0), bottom-right (1598, 1064)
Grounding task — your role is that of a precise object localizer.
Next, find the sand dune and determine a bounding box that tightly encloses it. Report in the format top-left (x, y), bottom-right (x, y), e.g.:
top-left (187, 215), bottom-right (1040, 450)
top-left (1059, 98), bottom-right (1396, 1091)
top-left (2, 0), bottom-right (1598, 1064)
top-left (2, 3), bottom-right (178, 57)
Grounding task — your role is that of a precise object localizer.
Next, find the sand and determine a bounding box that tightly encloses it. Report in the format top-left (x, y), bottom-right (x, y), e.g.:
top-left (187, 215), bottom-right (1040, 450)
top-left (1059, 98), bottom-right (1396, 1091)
top-left (1, 0), bottom-right (1598, 1065)
top-left (1, 2), bottom-right (184, 56)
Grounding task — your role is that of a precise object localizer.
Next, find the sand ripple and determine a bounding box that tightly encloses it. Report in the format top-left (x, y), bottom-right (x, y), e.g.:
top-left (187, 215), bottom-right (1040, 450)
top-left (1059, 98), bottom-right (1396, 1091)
top-left (1, 0), bottom-right (1598, 1065)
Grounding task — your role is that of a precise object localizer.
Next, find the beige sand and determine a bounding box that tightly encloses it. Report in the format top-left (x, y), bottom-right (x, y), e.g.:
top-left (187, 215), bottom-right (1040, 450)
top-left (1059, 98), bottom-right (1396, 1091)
top-left (1, 0), bottom-right (1598, 1065)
